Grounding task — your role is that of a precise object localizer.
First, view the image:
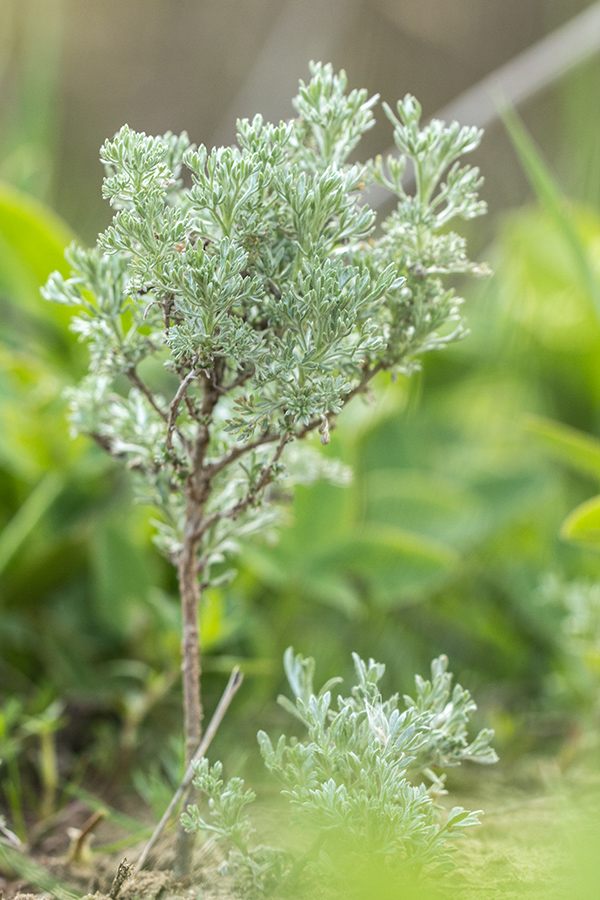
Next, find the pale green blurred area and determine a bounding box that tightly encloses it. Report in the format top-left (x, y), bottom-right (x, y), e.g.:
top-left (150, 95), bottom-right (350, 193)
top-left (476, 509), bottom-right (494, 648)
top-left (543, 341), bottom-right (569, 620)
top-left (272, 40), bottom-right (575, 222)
top-left (1, 0), bottom-right (599, 238)
top-left (2, 0), bottom-right (600, 845)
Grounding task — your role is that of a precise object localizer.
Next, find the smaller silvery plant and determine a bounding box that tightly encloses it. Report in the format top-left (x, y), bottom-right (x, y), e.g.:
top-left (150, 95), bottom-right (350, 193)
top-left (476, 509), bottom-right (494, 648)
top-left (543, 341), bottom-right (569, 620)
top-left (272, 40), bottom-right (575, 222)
top-left (182, 649), bottom-right (497, 896)
top-left (43, 61), bottom-right (488, 794)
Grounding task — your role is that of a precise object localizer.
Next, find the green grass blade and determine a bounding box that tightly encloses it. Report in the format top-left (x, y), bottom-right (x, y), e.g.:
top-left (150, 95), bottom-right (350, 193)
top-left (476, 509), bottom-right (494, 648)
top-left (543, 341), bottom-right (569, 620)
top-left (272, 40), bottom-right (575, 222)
top-left (0, 842), bottom-right (81, 900)
top-left (524, 414), bottom-right (600, 482)
top-left (0, 471), bottom-right (63, 576)
top-left (65, 786), bottom-right (149, 836)
top-left (561, 494), bottom-right (600, 547)
top-left (501, 103), bottom-right (600, 317)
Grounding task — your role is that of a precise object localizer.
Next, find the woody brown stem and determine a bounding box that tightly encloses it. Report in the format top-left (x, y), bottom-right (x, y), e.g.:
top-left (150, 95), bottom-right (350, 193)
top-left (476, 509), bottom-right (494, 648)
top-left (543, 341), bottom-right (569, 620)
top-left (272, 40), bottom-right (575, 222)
top-left (174, 504), bottom-right (204, 880)
top-left (174, 369), bottom-right (223, 878)
top-left (191, 432), bottom-right (289, 542)
top-left (178, 512), bottom-right (204, 766)
top-left (172, 359), bottom-right (382, 878)
top-left (166, 369), bottom-right (199, 450)
top-left (177, 368), bottom-right (223, 762)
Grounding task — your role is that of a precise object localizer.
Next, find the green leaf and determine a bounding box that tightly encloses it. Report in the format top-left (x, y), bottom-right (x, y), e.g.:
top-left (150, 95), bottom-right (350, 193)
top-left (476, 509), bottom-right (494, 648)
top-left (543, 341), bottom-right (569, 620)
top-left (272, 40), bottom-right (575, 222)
top-left (0, 181), bottom-right (78, 366)
top-left (0, 180), bottom-right (74, 307)
top-left (561, 494), bottom-right (600, 548)
top-left (318, 524), bottom-right (458, 607)
top-left (200, 588), bottom-right (238, 650)
top-left (525, 414), bottom-right (600, 482)
top-left (364, 469), bottom-right (482, 548)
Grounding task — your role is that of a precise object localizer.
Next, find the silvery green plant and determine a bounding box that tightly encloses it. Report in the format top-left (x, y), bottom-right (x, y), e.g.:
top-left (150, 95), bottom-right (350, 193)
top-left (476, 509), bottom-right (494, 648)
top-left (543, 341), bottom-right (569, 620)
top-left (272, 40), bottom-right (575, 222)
top-left (182, 649), bottom-right (497, 896)
top-left (42, 62), bottom-right (487, 772)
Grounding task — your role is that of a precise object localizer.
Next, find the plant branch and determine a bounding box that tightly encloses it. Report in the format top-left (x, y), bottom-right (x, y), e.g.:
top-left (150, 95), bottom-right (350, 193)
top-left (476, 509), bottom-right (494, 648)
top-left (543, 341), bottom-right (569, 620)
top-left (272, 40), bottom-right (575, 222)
top-left (220, 364), bottom-right (255, 395)
top-left (197, 361), bottom-right (385, 535)
top-left (292, 359), bottom-right (386, 442)
top-left (127, 366), bottom-right (169, 422)
top-left (193, 432), bottom-right (289, 541)
top-left (128, 366), bottom-right (193, 455)
top-left (177, 366), bottom-right (225, 799)
top-left (173, 363), bottom-right (203, 422)
top-left (190, 369), bottom-right (222, 483)
top-left (166, 369), bottom-right (199, 450)
top-left (207, 429), bottom-right (281, 478)
top-left (208, 361), bottom-right (385, 479)
top-left (178, 511), bottom-right (204, 767)
top-left (137, 667), bottom-right (243, 871)
top-left (342, 359), bottom-right (386, 405)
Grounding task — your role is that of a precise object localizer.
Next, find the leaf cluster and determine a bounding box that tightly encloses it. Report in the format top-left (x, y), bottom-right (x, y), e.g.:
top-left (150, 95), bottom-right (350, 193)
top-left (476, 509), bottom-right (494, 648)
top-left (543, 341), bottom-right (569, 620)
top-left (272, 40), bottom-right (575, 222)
top-left (183, 650), bottom-right (497, 896)
top-left (42, 62), bottom-right (487, 576)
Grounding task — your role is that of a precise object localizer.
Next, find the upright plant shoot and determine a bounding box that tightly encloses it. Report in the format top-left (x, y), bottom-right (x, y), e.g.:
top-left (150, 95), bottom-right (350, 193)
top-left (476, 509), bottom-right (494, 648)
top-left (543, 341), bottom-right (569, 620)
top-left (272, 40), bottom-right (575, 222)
top-left (43, 63), bottom-right (487, 774)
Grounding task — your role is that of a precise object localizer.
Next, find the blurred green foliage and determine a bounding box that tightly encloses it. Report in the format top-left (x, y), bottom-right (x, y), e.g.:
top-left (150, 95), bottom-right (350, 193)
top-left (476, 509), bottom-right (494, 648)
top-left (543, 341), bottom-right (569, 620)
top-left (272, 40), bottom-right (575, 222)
top-left (2, 97), bottom-right (600, 811)
top-left (0, 1), bottom-right (64, 199)
top-left (223, 122), bottom-right (600, 753)
top-left (0, 182), bottom-right (182, 773)
top-left (1, 9), bottom-right (600, 897)
top-left (0, 692), bottom-right (65, 838)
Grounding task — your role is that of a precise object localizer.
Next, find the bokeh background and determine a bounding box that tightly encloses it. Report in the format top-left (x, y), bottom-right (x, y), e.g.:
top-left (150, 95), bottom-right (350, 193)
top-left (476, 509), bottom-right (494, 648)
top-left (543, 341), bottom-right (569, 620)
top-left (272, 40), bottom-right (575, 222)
top-left (2, 0), bottom-right (600, 820)
top-left (3, 0), bottom-right (598, 238)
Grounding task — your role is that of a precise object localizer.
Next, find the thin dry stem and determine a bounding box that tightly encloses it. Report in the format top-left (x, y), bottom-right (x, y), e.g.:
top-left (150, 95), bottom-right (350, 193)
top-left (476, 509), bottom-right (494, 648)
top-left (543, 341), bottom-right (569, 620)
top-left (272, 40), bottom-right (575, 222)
top-left (192, 431), bottom-right (289, 542)
top-left (207, 428), bottom-right (280, 478)
top-left (166, 369), bottom-right (199, 450)
top-left (127, 367), bottom-right (169, 421)
top-left (128, 366), bottom-right (192, 454)
top-left (137, 667), bottom-right (243, 871)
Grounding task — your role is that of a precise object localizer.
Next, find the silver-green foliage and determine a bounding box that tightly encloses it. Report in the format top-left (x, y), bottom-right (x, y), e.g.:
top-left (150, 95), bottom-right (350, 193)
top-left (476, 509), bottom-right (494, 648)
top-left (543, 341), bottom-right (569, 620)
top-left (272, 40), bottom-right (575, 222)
top-left (183, 650), bottom-right (497, 894)
top-left (42, 63), bottom-right (486, 576)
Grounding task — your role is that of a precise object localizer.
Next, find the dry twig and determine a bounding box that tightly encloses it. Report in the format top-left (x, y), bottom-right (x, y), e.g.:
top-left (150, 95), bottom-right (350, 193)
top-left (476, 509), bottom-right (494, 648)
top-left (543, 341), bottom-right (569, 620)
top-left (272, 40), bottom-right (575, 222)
top-left (67, 809), bottom-right (106, 864)
top-left (137, 667), bottom-right (243, 870)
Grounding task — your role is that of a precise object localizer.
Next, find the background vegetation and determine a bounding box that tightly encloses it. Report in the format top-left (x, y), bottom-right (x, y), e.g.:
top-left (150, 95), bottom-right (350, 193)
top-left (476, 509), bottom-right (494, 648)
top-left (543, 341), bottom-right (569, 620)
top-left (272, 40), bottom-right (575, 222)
top-left (1, 0), bottom-right (600, 850)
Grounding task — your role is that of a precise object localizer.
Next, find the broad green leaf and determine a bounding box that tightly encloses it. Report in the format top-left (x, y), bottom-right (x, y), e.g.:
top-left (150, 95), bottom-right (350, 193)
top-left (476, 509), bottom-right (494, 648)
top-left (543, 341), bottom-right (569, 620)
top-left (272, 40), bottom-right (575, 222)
top-left (0, 180), bottom-right (74, 303)
top-left (290, 570), bottom-right (362, 617)
top-left (242, 519), bottom-right (457, 611)
top-left (200, 588), bottom-right (239, 650)
top-left (0, 347), bottom-right (78, 479)
top-left (241, 543), bottom-right (362, 616)
top-left (280, 480), bottom-right (357, 556)
top-left (525, 414), bottom-right (600, 481)
top-left (0, 181), bottom-right (77, 365)
top-left (470, 469), bottom-right (553, 531)
top-left (561, 494), bottom-right (600, 548)
top-left (364, 469), bottom-right (482, 548)
top-left (317, 524), bottom-right (458, 607)
top-left (495, 206), bottom-right (600, 367)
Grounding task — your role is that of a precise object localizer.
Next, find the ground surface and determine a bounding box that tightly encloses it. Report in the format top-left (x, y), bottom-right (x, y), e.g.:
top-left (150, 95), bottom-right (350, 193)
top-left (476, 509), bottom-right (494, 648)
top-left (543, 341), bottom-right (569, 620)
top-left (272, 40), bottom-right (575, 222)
top-left (0, 764), bottom-right (596, 900)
